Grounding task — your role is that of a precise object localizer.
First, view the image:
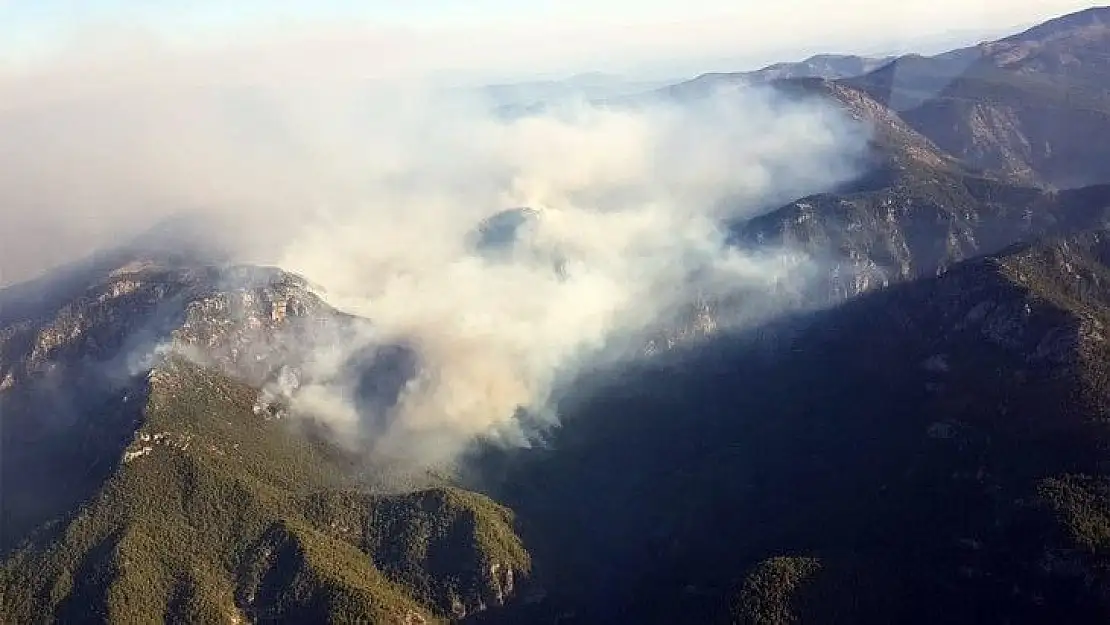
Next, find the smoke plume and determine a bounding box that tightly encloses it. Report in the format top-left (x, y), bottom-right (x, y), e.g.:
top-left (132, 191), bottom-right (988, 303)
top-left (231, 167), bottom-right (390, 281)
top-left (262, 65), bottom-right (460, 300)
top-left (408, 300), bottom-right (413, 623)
top-left (0, 42), bottom-right (871, 466)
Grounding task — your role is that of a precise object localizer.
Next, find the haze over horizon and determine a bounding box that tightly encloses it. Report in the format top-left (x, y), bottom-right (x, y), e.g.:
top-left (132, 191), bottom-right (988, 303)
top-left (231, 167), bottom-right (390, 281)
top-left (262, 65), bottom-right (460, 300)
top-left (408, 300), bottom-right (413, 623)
top-left (0, 1), bottom-right (1099, 82)
top-left (0, 3), bottom-right (1101, 288)
top-left (0, 2), bottom-right (878, 463)
top-left (11, 4), bottom-right (1110, 623)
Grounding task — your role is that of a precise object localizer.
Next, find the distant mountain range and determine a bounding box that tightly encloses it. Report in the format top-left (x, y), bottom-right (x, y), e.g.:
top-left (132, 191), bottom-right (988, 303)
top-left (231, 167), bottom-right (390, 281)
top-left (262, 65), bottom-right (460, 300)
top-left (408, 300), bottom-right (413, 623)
top-left (8, 6), bottom-right (1110, 625)
top-left (479, 72), bottom-right (671, 109)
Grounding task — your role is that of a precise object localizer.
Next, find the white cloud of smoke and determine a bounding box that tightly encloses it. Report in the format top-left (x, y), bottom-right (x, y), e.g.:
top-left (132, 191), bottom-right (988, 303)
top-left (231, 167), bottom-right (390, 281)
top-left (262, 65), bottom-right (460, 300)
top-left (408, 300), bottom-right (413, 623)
top-left (0, 43), bottom-right (871, 466)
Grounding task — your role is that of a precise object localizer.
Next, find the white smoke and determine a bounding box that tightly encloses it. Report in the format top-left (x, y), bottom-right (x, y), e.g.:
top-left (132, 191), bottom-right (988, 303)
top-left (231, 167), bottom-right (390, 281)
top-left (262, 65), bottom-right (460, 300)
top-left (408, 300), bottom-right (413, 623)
top-left (255, 89), bottom-right (869, 463)
top-left (0, 43), bottom-right (871, 466)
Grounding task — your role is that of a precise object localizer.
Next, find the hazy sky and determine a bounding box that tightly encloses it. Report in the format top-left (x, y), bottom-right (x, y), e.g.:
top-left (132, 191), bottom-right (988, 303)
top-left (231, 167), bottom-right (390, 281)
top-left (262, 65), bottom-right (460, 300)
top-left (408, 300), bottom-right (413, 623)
top-left (0, 1), bottom-right (1099, 80)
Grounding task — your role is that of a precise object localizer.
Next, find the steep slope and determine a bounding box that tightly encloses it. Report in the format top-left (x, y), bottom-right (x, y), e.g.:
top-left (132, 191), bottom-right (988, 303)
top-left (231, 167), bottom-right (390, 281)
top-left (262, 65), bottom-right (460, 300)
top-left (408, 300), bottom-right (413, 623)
top-left (0, 255), bottom-right (340, 551)
top-left (0, 357), bottom-right (530, 623)
top-left (671, 16), bottom-right (1110, 306)
top-left (631, 54), bottom-right (991, 203)
top-left (475, 229), bottom-right (1110, 624)
top-left (659, 14), bottom-right (1110, 302)
top-left (989, 6), bottom-right (1110, 84)
top-left (770, 78), bottom-right (968, 186)
top-left (739, 174), bottom-right (1110, 300)
top-left (737, 75), bottom-right (1110, 302)
top-left (10, 9), bottom-right (1110, 624)
top-left (0, 253), bottom-right (532, 623)
top-left (847, 7), bottom-right (1110, 188)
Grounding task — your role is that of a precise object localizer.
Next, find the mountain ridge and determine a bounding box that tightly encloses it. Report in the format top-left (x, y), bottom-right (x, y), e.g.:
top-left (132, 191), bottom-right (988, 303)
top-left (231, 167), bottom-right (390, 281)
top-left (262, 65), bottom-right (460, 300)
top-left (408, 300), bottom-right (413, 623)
top-left (10, 6), bottom-right (1110, 624)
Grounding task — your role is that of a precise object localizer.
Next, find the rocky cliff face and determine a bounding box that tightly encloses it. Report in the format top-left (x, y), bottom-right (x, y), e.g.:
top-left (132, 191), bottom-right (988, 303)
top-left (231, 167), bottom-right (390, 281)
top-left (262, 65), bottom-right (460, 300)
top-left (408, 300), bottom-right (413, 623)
top-left (0, 259), bottom-right (335, 392)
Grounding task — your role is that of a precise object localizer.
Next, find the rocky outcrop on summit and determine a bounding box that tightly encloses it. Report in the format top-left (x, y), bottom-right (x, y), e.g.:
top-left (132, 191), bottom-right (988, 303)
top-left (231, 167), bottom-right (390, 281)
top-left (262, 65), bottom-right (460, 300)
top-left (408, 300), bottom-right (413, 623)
top-left (0, 259), bottom-right (336, 393)
top-left (0, 255), bottom-right (345, 553)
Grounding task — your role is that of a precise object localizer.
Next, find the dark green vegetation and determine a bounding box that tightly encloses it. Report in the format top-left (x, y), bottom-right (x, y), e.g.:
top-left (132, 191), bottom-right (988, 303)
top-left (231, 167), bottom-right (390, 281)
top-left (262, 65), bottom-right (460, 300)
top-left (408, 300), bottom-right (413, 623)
top-left (465, 10), bottom-right (1110, 622)
top-left (0, 357), bottom-right (529, 623)
top-left (0, 256), bottom-right (530, 623)
top-left (8, 6), bottom-right (1110, 625)
top-left (472, 229), bottom-right (1110, 623)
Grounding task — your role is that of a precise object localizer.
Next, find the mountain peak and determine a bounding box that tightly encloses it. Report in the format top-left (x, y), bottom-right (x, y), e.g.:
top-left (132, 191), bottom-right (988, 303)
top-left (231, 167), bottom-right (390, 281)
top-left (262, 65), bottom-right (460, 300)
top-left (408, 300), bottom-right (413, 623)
top-left (12, 5), bottom-right (1110, 623)
top-left (1003, 6), bottom-right (1110, 44)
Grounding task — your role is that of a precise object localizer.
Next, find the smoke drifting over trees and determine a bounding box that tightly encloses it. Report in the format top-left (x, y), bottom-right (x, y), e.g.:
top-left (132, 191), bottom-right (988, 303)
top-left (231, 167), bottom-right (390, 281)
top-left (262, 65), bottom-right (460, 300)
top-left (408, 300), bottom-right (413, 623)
top-left (0, 41), bottom-right (872, 464)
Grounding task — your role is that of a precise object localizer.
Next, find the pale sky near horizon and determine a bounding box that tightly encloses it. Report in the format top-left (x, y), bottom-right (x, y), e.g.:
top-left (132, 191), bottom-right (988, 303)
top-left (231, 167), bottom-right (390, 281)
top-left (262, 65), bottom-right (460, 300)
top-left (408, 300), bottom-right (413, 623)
top-left (0, 1), bottom-right (1102, 286)
top-left (0, 2), bottom-right (1103, 82)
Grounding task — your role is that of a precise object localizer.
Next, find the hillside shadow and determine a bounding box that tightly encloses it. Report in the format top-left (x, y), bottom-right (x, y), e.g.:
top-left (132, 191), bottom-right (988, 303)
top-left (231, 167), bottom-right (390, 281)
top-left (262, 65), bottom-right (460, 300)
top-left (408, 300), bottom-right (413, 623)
top-left (1, 373), bottom-right (148, 555)
top-left (461, 246), bottom-right (1110, 623)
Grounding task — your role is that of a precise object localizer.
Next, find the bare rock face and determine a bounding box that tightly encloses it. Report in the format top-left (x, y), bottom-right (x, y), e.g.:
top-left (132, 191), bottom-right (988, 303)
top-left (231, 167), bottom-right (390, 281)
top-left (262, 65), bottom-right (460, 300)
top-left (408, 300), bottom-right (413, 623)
top-left (170, 267), bottom-right (340, 385)
top-left (0, 258), bottom-right (342, 395)
top-left (0, 254), bottom-right (351, 552)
